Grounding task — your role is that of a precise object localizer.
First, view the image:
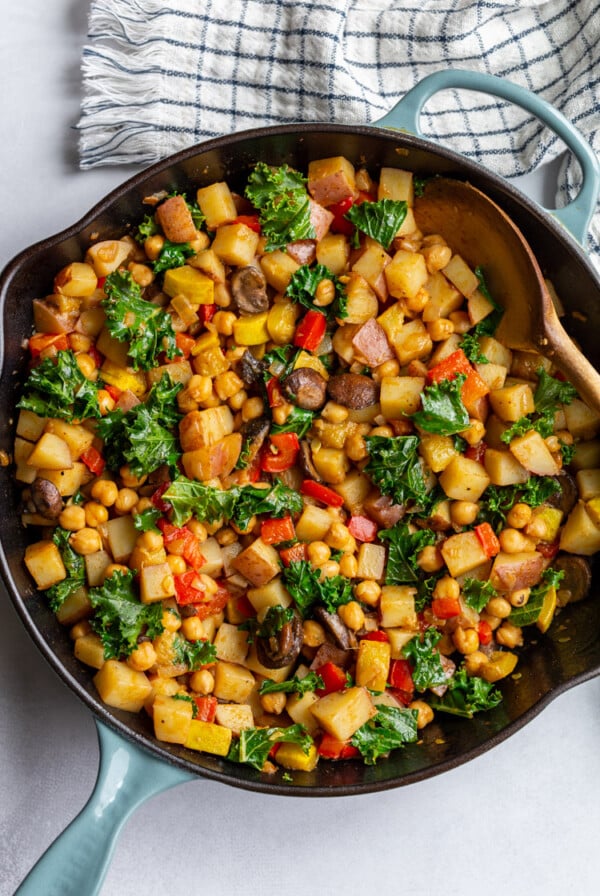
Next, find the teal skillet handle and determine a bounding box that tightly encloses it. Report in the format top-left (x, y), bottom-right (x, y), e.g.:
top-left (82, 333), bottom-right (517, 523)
top-left (374, 69), bottom-right (600, 245)
top-left (15, 721), bottom-right (194, 896)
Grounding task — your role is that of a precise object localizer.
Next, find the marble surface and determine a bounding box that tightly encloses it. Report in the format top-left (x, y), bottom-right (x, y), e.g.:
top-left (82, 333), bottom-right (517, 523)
top-left (2, 4), bottom-right (600, 895)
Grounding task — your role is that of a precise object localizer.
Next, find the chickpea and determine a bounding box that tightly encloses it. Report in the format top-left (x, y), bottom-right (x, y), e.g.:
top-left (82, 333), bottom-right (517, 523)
top-left (214, 282), bottom-right (233, 308)
top-left (167, 554), bottom-right (187, 575)
top-left (507, 502), bottom-right (532, 529)
top-left (307, 541), bottom-right (331, 567)
top-left (161, 608), bottom-right (182, 632)
top-left (345, 432), bottom-right (368, 462)
top-left (114, 487), bottom-right (139, 515)
top-left (354, 580), bottom-right (381, 607)
top-left (119, 465), bottom-right (147, 489)
top-left (260, 692), bottom-right (287, 715)
top-left (59, 504), bottom-right (86, 531)
top-left (422, 243), bottom-right (452, 273)
top-left (509, 587), bottom-right (530, 607)
top-left (321, 401), bottom-right (349, 424)
top-left (452, 627), bottom-right (480, 655)
top-left (464, 650), bottom-right (488, 676)
top-left (369, 425), bottom-right (394, 438)
top-left (524, 515), bottom-right (551, 541)
top-left (479, 610), bottom-right (502, 631)
top-left (187, 519), bottom-right (208, 543)
top-left (186, 375), bottom-right (213, 405)
top-left (499, 527), bottom-right (536, 554)
top-left (104, 563), bottom-right (129, 579)
top-left (137, 530), bottom-right (164, 553)
top-left (190, 669), bottom-right (215, 694)
top-left (409, 699), bottom-right (435, 729)
top-left (69, 527), bottom-right (103, 555)
top-left (228, 388), bottom-right (248, 412)
top-left (496, 621), bottom-right (523, 649)
top-left (433, 576), bottom-right (460, 602)
top-left (127, 641), bottom-right (157, 672)
top-left (417, 544), bottom-right (444, 573)
top-left (70, 621), bottom-right (92, 640)
top-left (76, 353), bottom-right (98, 381)
top-left (144, 234), bottom-right (164, 261)
top-left (215, 370), bottom-right (244, 401)
top-left (68, 333), bottom-right (92, 353)
top-left (241, 396), bottom-right (265, 422)
top-left (271, 400), bottom-right (292, 426)
top-left (302, 619), bottom-right (327, 647)
top-left (91, 479), bottom-right (119, 507)
top-left (405, 288), bottom-right (429, 314)
top-left (213, 310), bottom-right (236, 336)
top-left (231, 515), bottom-right (257, 536)
top-left (127, 262), bottom-right (154, 287)
top-left (373, 359), bottom-right (400, 380)
top-left (486, 596), bottom-right (513, 619)
top-left (314, 278), bottom-right (336, 307)
top-left (426, 318), bottom-right (454, 342)
top-left (216, 527), bottom-right (237, 546)
top-left (319, 559), bottom-right (341, 579)
top-left (338, 601), bottom-right (365, 631)
top-left (181, 616), bottom-right (205, 641)
top-left (450, 500), bottom-right (479, 527)
top-left (134, 497), bottom-right (154, 515)
top-left (97, 389), bottom-right (116, 415)
top-left (84, 501), bottom-right (109, 528)
top-left (326, 522), bottom-right (356, 554)
top-left (339, 552), bottom-right (358, 579)
top-left (462, 420), bottom-right (486, 446)
top-left (449, 310), bottom-right (471, 334)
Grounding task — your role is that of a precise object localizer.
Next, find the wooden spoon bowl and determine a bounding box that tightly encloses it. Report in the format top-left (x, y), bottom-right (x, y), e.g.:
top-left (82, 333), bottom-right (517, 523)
top-left (413, 177), bottom-right (600, 415)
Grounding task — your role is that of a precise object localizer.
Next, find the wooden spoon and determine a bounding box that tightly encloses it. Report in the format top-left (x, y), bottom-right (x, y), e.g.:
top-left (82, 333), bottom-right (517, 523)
top-left (413, 177), bottom-right (600, 416)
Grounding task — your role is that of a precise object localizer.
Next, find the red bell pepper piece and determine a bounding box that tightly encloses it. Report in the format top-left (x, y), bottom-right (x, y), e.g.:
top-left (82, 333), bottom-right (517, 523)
top-left (465, 441), bottom-right (488, 463)
top-left (199, 304), bottom-right (217, 324)
top-left (279, 542), bottom-right (309, 566)
top-left (150, 482), bottom-right (172, 514)
top-left (348, 514), bottom-right (378, 542)
top-left (104, 384), bottom-right (122, 402)
top-left (174, 570), bottom-right (205, 605)
top-left (97, 276), bottom-right (106, 290)
top-left (477, 619), bottom-right (493, 646)
top-left (318, 733), bottom-right (360, 760)
top-left (175, 332), bottom-right (196, 358)
top-left (361, 630), bottom-right (390, 643)
top-left (80, 445), bottom-right (105, 476)
top-left (293, 310), bottom-right (327, 352)
top-left (236, 593), bottom-right (256, 619)
top-left (261, 515), bottom-right (296, 545)
top-left (388, 659), bottom-right (415, 703)
top-left (328, 196), bottom-right (355, 235)
top-left (233, 214), bottom-right (261, 233)
top-left (536, 538), bottom-right (560, 559)
top-left (427, 349), bottom-right (473, 384)
top-left (260, 432), bottom-right (300, 473)
top-left (315, 662), bottom-right (347, 695)
top-left (474, 522), bottom-right (501, 558)
top-left (28, 332), bottom-right (69, 357)
top-left (191, 585), bottom-right (230, 620)
top-left (157, 520), bottom-right (206, 571)
top-left (300, 479), bottom-right (344, 507)
top-left (431, 595), bottom-right (461, 619)
top-left (265, 377), bottom-right (284, 408)
top-left (194, 695), bottom-right (218, 723)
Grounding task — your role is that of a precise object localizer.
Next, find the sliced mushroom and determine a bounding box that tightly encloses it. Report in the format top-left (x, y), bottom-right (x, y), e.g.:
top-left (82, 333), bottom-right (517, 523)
top-left (298, 440), bottom-right (322, 482)
top-left (230, 265), bottom-right (269, 315)
top-left (363, 490), bottom-right (405, 528)
top-left (255, 612), bottom-right (303, 669)
top-left (327, 373), bottom-right (379, 409)
top-left (313, 606), bottom-right (357, 651)
top-left (309, 642), bottom-right (353, 670)
top-left (29, 477), bottom-right (63, 520)
top-left (553, 554), bottom-right (592, 606)
top-left (546, 473), bottom-right (578, 516)
top-left (239, 348), bottom-right (267, 386)
top-left (239, 416), bottom-right (270, 466)
top-left (281, 367), bottom-right (328, 410)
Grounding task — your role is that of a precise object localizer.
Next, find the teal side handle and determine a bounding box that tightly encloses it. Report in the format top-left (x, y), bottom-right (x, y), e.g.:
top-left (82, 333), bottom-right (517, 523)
top-left (374, 69), bottom-right (600, 245)
top-left (15, 721), bottom-right (194, 896)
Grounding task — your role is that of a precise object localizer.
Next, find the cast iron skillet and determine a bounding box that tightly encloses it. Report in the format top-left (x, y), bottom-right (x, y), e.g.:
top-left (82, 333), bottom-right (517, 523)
top-left (2, 71), bottom-right (600, 895)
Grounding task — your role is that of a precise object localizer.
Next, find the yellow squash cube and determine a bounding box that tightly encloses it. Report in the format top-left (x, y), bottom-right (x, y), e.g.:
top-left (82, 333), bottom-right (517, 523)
top-left (355, 639), bottom-right (391, 692)
top-left (185, 719), bottom-right (233, 756)
top-left (163, 265), bottom-right (214, 304)
top-left (275, 742), bottom-right (319, 773)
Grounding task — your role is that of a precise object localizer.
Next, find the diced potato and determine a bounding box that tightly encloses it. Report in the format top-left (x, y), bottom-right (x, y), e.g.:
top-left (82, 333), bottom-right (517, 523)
top-left (212, 223), bottom-right (260, 267)
top-left (43, 419), bottom-right (95, 461)
top-left (342, 273), bottom-right (379, 325)
top-left (309, 199), bottom-right (335, 241)
top-left (14, 437), bottom-right (37, 484)
top-left (480, 650), bottom-right (518, 683)
top-left (74, 633), bottom-right (105, 669)
top-left (213, 661), bottom-right (256, 703)
top-left (185, 719), bottom-right (233, 756)
top-left (232, 311), bottom-right (270, 346)
top-left (312, 448), bottom-right (350, 484)
top-left (156, 195), bottom-right (197, 243)
top-left (378, 168), bottom-right (413, 204)
top-left (484, 448), bottom-right (529, 486)
top-left (311, 687), bottom-right (376, 742)
top-left (16, 409), bottom-right (47, 442)
top-left (295, 504), bottom-right (332, 542)
top-left (38, 463), bottom-right (88, 497)
top-left (192, 345), bottom-right (230, 378)
top-left (576, 468), bottom-right (600, 501)
top-left (232, 537), bottom-right (281, 587)
top-left (152, 694), bottom-right (194, 744)
top-left (86, 239), bottom-right (132, 276)
top-left (428, 333), bottom-right (462, 367)
top-left (316, 233), bottom-right (350, 275)
top-left (385, 628), bottom-right (418, 659)
top-left (489, 551), bottom-right (545, 592)
top-left (442, 254), bottom-right (479, 297)
top-left (96, 327), bottom-right (131, 367)
top-left (563, 399), bottom-right (600, 440)
top-left (380, 376), bottom-right (425, 419)
top-left (106, 515), bottom-right (138, 564)
top-left (385, 249), bottom-right (428, 300)
top-left (308, 156), bottom-right (357, 206)
top-left (419, 434), bottom-right (458, 473)
top-left (560, 501), bottom-right (600, 555)
top-left (197, 537), bottom-right (224, 578)
top-left (54, 262), bottom-right (98, 297)
top-left (489, 384), bottom-right (535, 422)
top-left (94, 659), bottom-right (153, 712)
top-left (286, 691), bottom-right (320, 735)
top-left (379, 586), bottom-right (417, 629)
top-left (27, 433), bottom-right (72, 471)
top-left (85, 550), bottom-right (113, 586)
top-left (467, 288), bottom-right (496, 325)
top-left (213, 622), bottom-right (249, 665)
top-left (509, 430), bottom-right (560, 476)
top-left (33, 298), bottom-right (78, 335)
top-left (276, 742), bottom-right (319, 772)
top-left (390, 319), bottom-right (432, 366)
top-left (260, 251), bottom-right (300, 292)
top-left (421, 272), bottom-right (463, 322)
top-left (267, 300), bottom-right (302, 344)
top-left (179, 406), bottom-right (234, 451)
top-left (182, 433), bottom-right (242, 481)
top-left (441, 531), bottom-right (488, 578)
top-left (477, 336), bottom-right (513, 369)
top-left (139, 562), bottom-right (175, 604)
top-left (147, 359), bottom-right (193, 388)
top-left (377, 300), bottom-right (405, 347)
top-left (24, 540), bottom-right (66, 589)
top-left (214, 703), bottom-right (255, 733)
top-left (474, 361), bottom-right (508, 392)
top-left (196, 181), bottom-right (238, 229)
top-left (332, 471), bottom-right (372, 515)
top-left (163, 265), bottom-right (215, 305)
top-left (439, 456), bottom-right (490, 501)
top-left (246, 576), bottom-right (293, 614)
top-left (356, 542), bottom-right (386, 580)
top-left (188, 247), bottom-right (227, 284)
top-left (351, 242), bottom-right (391, 301)
top-left (355, 639), bottom-right (391, 691)
top-left (55, 585), bottom-right (92, 626)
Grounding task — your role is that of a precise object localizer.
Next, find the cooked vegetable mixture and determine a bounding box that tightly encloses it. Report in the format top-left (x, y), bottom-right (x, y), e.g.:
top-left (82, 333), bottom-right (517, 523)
top-left (15, 157), bottom-right (600, 773)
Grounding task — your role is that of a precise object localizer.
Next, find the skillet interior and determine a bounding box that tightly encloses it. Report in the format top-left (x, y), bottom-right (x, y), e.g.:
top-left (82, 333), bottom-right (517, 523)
top-left (2, 123), bottom-right (600, 796)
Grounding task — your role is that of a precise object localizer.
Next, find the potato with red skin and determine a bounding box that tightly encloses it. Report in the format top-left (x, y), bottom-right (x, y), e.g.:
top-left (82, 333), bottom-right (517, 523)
top-left (308, 157), bottom-right (358, 207)
top-left (489, 551), bottom-right (546, 592)
top-left (309, 199), bottom-right (335, 241)
top-left (351, 318), bottom-right (395, 367)
top-left (182, 433), bottom-right (242, 481)
top-left (156, 195), bottom-right (197, 243)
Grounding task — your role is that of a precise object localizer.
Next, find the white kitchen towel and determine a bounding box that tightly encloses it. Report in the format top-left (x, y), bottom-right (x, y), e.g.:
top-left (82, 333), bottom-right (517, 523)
top-left (78, 0), bottom-right (600, 265)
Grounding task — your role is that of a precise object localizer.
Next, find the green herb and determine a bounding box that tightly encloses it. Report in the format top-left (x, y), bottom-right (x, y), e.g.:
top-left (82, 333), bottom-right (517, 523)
top-left (411, 374), bottom-right (470, 436)
top-left (270, 405), bottom-right (314, 438)
top-left (560, 440), bottom-right (576, 466)
top-left (286, 263), bottom-right (348, 321)
top-left (344, 199), bottom-right (408, 251)
top-left (89, 569), bottom-right (164, 659)
top-left (501, 369), bottom-right (577, 444)
top-left (133, 507), bottom-right (162, 532)
top-left (227, 724), bottom-right (312, 771)
top-left (402, 628), bottom-right (447, 691)
top-left (162, 478), bottom-right (303, 529)
top-left (363, 435), bottom-right (429, 509)
top-left (477, 476), bottom-right (560, 531)
top-left (259, 671), bottom-right (324, 696)
top-left (378, 523), bottom-right (436, 585)
top-left (18, 349), bottom-right (100, 421)
top-left (351, 705), bottom-right (418, 765)
top-left (173, 634), bottom-right (217, 670)
top-left (187, 199), bottom-right (205, 229)
top-left (415, 575), bottom-right (440, 612)
top-left (459, 332), bottom-right (489, 364)
top-left (245, 162), bottom-right (315, 251)
top-left (282, 560), bottom-right (353, 618)
top-left (135, 213), bottom-right (159, 243)
top-left (461, 577), bottom-right (496, 613)
top-left (102, 270), bottom-right (180, 370)
top-left (97, 374), bottom-right (182, 477)
top-left (471, 267), bottom-right (504, 337)
top-left (262, 344), bottom-right (300, 379)
top-left (44, 528), bottom-right (85, 613)
top-left (242, 605), bottom-right (294, 644)
top-left (509, 567), bottom-right (564, 627)
top-left (152, 240), bottom-right (195, 273)
top-left (428, 666), bottom-right (502, 718)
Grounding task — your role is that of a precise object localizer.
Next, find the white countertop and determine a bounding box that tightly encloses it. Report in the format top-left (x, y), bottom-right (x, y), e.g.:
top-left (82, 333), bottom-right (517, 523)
top-left (2, 5), bottom-right (600, 895)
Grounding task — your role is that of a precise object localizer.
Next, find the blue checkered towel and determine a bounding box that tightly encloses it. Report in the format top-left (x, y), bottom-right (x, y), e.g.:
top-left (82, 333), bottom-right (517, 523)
top-left (78, 0), bottom-right (600, 265)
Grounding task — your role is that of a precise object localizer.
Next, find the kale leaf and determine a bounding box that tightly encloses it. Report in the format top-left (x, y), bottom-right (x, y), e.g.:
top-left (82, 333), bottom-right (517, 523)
top-left (133, 507), bottom-right (162, 532)
top-left (363, 435), bottom-right (429, 509)
top-left (44, 527), bottom-right (86, 613)
top-left (242, 605), bottom-right (294, 644)
top-left (102, 270), bottom-right (180, 370)
top-left (162, 477), bottom-right (303, 528)
top-left (344, 199), bottom-right (408, 251)
top-left (228, 724), bottom-right (313, 771)
top-left (245, 163), bottom-right (315, 251)
top-left (282, 560), bottom-right (353, 618)
top-left (270, 405), bottom-right (314, 438)
top-left (428, 666), bottom-right (502, 718)
top-left (461, 577), bottom-right (497, 613)
top-left (411, 374), bottom-right (470, 436)
top-left (509, 567), bottom-right (564, 627)
top-left (173, 634), bottom-right (217, 670)
top-left (259, 671), bottom-right (324, 696)
top-left (471, 267), bottom-right (504, 337)
top-left (351, 705), bottom-right (418, 765)
top-left (152, 240), bottom-right (195, 273)
top-left (378, 523), bottom-right (436, 585)
top-left (402, 628), bottom-right (447, 692)
top-left (89, 569), bottom-right (164, 659)
top-left (477, 477), bottom-right (560, 531)
top-left (459, 332), bottom-right (489, 364)
top-left (18, 349), bottom-right (100, 421)
top-left (286, 263), bottom-right (348, 321)
top-left (501, 368), bottom-right (577, 444)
